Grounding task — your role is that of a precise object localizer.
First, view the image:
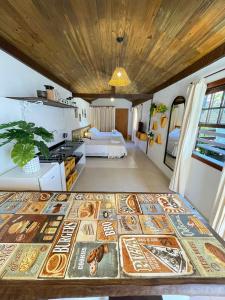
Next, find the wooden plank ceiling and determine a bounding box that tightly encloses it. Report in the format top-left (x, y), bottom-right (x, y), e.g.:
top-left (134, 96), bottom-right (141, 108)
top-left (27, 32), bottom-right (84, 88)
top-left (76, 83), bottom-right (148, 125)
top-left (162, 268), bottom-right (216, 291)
top-left (1, 0), bottom-right (225, 102)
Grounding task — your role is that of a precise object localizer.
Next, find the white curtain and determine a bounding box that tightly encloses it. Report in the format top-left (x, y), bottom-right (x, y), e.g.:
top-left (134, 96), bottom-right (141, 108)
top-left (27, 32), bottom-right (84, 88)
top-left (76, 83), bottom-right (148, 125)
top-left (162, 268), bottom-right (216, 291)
top-left (90, 106), bottom-right (115, 131)
top-left (132, 105), bottom-right (142, 141)
top-left (169, 79), bottom-right (207, 195)
top-left (210, 165), bottom-right (225, 239)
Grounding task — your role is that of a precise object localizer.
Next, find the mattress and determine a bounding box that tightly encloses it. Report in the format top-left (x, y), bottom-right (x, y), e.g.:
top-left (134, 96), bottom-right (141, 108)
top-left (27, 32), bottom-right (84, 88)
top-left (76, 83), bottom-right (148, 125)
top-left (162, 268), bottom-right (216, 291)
top-left (89, 128), bottom-right (123, 141)
top-left (83, 138), bottom-right (127, 158)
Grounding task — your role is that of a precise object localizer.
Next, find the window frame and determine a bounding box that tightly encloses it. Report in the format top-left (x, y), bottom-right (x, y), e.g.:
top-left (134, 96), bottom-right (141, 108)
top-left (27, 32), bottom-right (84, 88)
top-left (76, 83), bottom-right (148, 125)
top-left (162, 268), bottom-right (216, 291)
top-left (192, 78), bottom-right (225, 171)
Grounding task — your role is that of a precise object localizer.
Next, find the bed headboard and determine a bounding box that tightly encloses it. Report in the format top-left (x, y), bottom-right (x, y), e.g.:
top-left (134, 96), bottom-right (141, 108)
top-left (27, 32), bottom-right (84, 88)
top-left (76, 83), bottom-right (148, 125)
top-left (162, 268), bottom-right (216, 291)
top-left (72, 124), bottom-right (91, 140)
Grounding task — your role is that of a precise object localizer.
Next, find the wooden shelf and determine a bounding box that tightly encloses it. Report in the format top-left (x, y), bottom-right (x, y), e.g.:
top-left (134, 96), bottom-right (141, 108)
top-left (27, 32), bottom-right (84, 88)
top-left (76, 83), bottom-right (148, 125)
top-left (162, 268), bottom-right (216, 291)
top-left (6, 97), bottom-right (77, 109)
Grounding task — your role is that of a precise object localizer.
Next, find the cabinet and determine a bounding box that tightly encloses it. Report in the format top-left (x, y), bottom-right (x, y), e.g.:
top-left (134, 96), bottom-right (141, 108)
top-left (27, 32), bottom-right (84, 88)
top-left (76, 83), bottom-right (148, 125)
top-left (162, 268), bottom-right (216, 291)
top-left (0, 163), bottom-right (62, 191)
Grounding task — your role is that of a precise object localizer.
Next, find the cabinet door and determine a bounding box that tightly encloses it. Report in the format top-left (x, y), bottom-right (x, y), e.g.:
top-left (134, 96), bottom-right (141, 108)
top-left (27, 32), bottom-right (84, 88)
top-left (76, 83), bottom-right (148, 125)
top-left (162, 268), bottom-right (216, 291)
top-left (39, 164), bottom-right (62, 191)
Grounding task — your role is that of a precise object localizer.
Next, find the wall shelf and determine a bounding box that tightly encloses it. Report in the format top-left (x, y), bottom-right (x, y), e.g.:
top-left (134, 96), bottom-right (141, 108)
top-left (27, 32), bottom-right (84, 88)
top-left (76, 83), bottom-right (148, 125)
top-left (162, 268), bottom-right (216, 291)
top-left (6, 97), bottom-right (77, 109)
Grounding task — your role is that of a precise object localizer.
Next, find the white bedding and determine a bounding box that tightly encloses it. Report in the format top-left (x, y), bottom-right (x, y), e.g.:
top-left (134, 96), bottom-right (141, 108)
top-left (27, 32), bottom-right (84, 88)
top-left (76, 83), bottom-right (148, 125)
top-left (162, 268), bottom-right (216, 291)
top-left (83, 137), bottom-right (127, 158)
top-left (89, 128), bottom-right (123, 141)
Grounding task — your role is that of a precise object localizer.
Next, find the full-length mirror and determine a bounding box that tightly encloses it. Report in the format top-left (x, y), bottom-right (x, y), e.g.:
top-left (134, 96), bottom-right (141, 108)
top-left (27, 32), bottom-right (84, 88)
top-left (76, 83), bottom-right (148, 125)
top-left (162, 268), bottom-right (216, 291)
top-left (164, 96), bottom-right (185, 170)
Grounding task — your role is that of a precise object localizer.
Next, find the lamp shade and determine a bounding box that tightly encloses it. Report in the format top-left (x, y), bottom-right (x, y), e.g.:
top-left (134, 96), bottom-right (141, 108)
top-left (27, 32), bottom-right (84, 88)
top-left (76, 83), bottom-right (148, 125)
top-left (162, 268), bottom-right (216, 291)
top-left (109, 67), bottom-right (131, 87)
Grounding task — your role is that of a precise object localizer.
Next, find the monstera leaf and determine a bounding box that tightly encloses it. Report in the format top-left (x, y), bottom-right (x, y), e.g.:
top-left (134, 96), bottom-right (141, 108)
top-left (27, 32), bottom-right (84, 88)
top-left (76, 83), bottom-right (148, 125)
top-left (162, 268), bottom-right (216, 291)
top-left (11, 143), bottom-right (35, 168)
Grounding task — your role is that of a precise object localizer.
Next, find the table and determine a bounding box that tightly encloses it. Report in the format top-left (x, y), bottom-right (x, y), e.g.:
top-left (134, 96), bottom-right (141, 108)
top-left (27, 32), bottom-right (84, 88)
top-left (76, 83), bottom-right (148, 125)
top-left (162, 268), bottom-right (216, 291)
top-left (0, 191), bottom-right (224, 300)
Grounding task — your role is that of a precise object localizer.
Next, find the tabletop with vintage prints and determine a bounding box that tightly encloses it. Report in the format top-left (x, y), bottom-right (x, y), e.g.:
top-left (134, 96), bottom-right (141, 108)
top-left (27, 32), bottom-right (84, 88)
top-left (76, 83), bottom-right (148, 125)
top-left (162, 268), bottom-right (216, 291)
top-left (0, 191), bottom-right (224, 280)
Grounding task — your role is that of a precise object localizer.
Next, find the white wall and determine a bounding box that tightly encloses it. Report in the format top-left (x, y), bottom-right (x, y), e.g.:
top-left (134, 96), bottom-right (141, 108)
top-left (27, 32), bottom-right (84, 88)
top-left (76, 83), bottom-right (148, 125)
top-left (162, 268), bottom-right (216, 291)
top-left (144, 56), bottom-right (225, 219)
top-left (0, 50), bottom-right (90, 175)
top-left (92, 98), bottom-right (132, 135)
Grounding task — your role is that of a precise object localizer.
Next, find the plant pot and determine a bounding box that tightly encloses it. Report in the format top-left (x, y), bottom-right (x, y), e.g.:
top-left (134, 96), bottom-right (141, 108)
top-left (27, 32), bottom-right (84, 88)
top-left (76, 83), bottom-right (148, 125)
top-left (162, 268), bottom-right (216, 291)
top-left (22, 156), bottom-right (40, 174)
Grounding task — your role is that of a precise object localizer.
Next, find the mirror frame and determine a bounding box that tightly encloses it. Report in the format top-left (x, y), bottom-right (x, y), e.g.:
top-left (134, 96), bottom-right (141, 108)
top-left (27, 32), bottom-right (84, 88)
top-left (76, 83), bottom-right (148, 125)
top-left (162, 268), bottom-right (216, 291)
top-left (164, 96), bottom-right (185, 171)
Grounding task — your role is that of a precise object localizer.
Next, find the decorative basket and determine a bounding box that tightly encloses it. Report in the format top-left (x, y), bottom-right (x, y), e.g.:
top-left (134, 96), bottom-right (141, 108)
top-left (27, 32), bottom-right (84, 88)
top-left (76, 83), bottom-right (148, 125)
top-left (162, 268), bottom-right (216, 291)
top-left (22, 156), bottom-right (40, 174)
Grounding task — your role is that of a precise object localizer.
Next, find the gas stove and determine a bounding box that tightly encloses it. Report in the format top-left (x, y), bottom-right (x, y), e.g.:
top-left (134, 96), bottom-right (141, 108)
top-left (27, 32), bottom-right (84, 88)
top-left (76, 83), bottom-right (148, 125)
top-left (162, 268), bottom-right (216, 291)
top-left (39, 140), bottom-right (83, 163)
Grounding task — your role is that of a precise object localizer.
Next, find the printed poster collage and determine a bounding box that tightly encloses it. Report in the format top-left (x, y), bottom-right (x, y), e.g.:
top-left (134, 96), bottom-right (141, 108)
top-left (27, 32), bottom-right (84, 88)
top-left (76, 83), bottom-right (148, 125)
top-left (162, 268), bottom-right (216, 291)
top-left (0, 191), bottom-right (224, 280)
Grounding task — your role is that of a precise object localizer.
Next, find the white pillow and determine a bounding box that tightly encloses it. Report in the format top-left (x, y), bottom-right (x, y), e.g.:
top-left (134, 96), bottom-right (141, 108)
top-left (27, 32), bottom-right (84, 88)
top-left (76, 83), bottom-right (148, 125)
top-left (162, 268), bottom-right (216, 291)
top-left (89, 127), bottom-right (99, 133)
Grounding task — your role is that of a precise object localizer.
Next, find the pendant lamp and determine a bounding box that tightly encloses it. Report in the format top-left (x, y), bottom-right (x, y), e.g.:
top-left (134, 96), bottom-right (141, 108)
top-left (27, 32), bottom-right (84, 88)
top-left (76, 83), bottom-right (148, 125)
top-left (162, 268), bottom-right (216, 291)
top-left (109, 67), bottom-right (131, 87)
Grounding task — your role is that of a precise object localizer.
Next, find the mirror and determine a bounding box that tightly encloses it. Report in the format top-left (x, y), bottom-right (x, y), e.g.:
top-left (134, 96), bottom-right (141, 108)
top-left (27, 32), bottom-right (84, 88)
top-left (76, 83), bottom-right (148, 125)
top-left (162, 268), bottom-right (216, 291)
top-left (164, 96), bottom-right (185, 170)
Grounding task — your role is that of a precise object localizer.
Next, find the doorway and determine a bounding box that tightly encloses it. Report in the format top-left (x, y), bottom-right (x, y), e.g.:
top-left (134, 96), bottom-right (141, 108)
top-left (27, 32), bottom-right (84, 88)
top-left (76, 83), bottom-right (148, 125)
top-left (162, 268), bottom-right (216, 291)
top-left (115, 108), bottom-right (128, 139)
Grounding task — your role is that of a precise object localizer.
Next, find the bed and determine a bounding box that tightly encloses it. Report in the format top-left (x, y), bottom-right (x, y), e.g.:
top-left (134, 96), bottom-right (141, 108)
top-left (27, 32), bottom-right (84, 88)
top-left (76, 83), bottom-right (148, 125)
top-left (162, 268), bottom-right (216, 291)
top-left (83, 137), bottom-right (127, 158)
top-left (167, 127), bottom-right (180, 157)
top-left (87, 127), bottom-right (123, 141)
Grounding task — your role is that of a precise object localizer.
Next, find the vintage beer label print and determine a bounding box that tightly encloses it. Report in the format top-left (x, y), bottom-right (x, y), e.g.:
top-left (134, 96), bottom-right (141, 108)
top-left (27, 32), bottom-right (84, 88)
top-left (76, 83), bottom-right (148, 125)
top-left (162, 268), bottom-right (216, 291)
top-left (23, 192), bottom-right (53, 202)
top-left (39, 220), bottom-right (79, 278)
top-left (117, 215), bottom-right (142, 235)
top-left (139, 215), bottom-right (175, 235)
top-left (157, 194), bottom-right (189, 214)
top-left (67, 200), bottom-right (100, 220)
top-left (116, 194), bottom-right (142, 214)
top-left (76, 220), bottom-right (97, 242)
top-left (97, 220), bottom-right (117, 242)
top-left (119, 235), bottom-right (193, 277)
top-left (137, 194), bottom-right (164, 214)
top-left (71, 193), bottom-right (94, 201)
top-left (182, 238), bottom-right (225, 277)
top-left (169, 214), bottom-right (212, 237)
top-left (0, 214), bottom-right (13, 228)
top-left (1, 244), bottom-right (50, 279)
top-left (0, 214), bottom-right (64, 243)
top-left (67, 242), bottom-right (118, 278)
top-left (93, 193), bottom-right (115, 201)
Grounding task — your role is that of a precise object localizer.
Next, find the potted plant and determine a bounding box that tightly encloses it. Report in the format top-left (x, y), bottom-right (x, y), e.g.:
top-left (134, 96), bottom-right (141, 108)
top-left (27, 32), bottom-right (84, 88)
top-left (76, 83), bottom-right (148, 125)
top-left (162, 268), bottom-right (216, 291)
top-left (147, 131), bottom-right (155, 145)
top-left (0, 120), bottom-right (53, 173)
top-left (150, 103), bottom-right (157, 117)
top-left (156, 103), bottom-right (168, 114)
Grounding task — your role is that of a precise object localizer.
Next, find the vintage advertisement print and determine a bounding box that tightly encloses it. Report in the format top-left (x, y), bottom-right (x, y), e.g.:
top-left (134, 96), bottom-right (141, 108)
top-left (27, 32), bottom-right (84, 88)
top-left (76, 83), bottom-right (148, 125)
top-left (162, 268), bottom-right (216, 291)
top-left (119, 235), bottom-right (193, 277)
top-left (0, 214), bottom-right (64, 243)
top-left (71, 193), bottom-right (94, 201)
top-left (1, 244), bottom-right (50, 279)
top-left (76, 220), bottom-right (97, 242)
top-left (182, 238), bottom-right (225, 277)
top-left (0, 214), bottom-right (13, 228)
top-left (116, 194), bottom-right (142, 215)
top-left (39, 220), bottom-right (79, 278)
top-left (43, 201), bottom-right (71, 215)
top-left (169, 214), bottom-right (213, 237)
top-left (137, 194), bottom-right (164, 214)
top-left (117, 215), bottom-right (142, 235)
top-left (67, 242), bottom-right (118, 278)
top-left (50, 193), bottom-right (71, 202)
top-left (0, 192), bottom-right (15, 203)
top-left (99, 198), bottom-right (117, 220)
top-left (139, 215), bottom-right (175, 235)
top-left (157, 194), bottom-right (190, 214)
top-left (67, 200), bottom-right (100, 220)
top-left (18, 201), bottom-right (47, 214)
top-left (97, 220), bottom-right (117, 242)
top-left (22, 192), bottom-right (53, 202)
top-left (0, 244), bottom-right (17, 273)
top-left (0, 200), bottom-right (25, 214)
top-left (93, 193), bottom-right (115, 202)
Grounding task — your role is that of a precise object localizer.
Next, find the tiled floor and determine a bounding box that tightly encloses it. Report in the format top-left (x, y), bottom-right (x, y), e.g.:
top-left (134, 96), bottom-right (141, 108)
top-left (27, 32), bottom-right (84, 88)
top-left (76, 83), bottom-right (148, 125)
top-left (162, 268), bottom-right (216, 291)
top-left (74, 142), bottom-right (170, 192)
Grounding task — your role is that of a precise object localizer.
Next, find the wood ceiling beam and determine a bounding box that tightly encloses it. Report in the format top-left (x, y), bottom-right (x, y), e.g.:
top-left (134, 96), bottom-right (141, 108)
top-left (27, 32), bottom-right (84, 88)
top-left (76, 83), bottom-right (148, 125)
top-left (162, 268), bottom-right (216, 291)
top-left (0, 36), bottom-right (73, 93)
top-left (72, 93), bottom-right (153, 102)
top-left (148, 41), bottom-right (225, 95)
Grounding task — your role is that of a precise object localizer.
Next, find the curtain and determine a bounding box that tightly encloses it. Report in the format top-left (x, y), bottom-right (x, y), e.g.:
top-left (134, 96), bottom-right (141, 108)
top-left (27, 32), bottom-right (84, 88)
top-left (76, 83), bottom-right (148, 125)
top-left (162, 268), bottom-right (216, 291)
top-left (210, 165), bottom-right (225, 239)
top-left (169, 79), bottom-right (207, 195)
top-left (90, 106), bottom-right (115, 131)
top-left (132, 105), bottom-right (142, 141)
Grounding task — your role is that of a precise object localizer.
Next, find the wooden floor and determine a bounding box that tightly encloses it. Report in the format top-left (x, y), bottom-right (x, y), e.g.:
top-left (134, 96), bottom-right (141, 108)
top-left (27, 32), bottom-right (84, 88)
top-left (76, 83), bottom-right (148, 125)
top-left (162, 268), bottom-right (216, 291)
top-left (74, 142), bottom-right (170, 192)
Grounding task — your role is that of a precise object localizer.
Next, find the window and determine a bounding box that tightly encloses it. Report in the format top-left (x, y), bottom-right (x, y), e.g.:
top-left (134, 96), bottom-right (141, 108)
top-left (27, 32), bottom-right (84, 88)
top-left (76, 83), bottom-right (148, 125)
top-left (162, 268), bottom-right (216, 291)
top-left (193, 79), bottom-right (225, 170)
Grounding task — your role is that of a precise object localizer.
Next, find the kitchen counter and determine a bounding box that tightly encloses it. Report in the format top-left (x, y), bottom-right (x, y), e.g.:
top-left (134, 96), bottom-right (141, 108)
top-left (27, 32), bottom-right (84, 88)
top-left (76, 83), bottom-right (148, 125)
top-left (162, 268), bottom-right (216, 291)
top-left (0, 191), bottom-right (224, 299)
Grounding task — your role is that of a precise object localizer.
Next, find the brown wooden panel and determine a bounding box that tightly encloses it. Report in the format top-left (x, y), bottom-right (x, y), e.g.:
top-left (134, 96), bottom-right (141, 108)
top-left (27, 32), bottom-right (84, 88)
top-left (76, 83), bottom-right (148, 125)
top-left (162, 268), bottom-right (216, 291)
top-left (1, 1), bottom-right (225, 97)
top-left (115, 108), bottom-right (128, 139)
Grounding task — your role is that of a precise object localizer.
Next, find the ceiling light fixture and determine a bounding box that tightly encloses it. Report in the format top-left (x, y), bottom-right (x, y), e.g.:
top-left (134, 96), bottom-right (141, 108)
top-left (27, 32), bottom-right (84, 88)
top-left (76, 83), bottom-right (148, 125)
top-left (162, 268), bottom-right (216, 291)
top-left (109, 67), bottom-right (131, 87)
top-left (110, 97), bottom-right (114, 102)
